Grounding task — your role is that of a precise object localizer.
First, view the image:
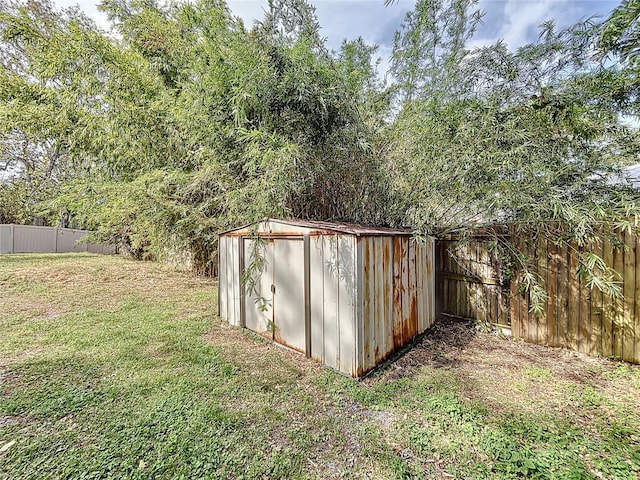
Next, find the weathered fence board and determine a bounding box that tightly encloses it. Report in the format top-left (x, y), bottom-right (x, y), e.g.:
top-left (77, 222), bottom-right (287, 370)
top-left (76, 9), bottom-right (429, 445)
top-left (510, 229), bottom-right (640, 364)
top-left (0, 224), bottom-right (113, 255)
top-left (436, 237), bottom-right (510, 328)
top-left (438, 229), bottom-right (640, 364)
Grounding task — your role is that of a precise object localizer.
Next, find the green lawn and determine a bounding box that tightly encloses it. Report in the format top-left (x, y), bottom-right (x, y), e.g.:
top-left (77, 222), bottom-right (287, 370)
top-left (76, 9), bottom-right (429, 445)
top-left (1, 254), bottom-right (639, 479)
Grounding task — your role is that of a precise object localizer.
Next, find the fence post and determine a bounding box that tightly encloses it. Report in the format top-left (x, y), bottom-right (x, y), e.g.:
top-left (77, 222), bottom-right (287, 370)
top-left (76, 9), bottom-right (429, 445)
top-left (54, 227), bottom-right (59, 253)
top-left (10, 223), bottom-right (15, 254)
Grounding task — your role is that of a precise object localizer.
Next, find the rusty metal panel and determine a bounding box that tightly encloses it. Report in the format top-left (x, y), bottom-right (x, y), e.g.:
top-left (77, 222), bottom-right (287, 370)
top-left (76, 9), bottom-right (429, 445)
top-left (392, 237), bottom-right (404, 350)
top-left (360, 236), bottom-right (376, 373)
top-left (423, 239), bottom-right (432, 330)
top-left (374, 236), bottom-right (385, 363)
top-left (221, 219), bottom-right (438, 377)
top-left (418, 237), bottom-right (436, 332)
top-left (358, 235), bottom-right (436, 375)
top-left (338, 235), bottom-right (356, 375)
top-left (400, 237), bottom-right (411, 346)
top-left (361, 237), bottom-right (373, 370)
top-left (416, 240), bottom-right (425, 333)
top-left (408, 239), bottom-right (418, 339)
top-left (383, 237), bottom-right (394, 360)
top-left (272, 238), bottom-right (306, 352)
top-left (427, 237), bottom-right (436, 329)
top-left (360, 236), bottom-right (415, 373)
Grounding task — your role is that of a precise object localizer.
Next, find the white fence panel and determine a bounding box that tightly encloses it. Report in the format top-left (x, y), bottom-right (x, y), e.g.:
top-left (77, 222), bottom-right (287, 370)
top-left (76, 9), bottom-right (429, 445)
top-left (87, 243), bottom-right (115, 255)
top-left (56, 228), bottom-right (88, 253)
top-left (13, 225), bottom-right (57, 253)
top-left (0, 225), bottom-right (12, 254)
top-left (0, 224), bottom-right (112, 254)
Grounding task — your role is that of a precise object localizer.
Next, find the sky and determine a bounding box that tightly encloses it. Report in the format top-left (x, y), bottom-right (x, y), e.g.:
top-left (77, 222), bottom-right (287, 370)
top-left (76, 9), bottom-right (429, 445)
top-left (54, 0), bottom-right (622, 48)
top-left (53, 0), bottom-right (622, 49)
top-left (50, 0), bottom-right (621, 81)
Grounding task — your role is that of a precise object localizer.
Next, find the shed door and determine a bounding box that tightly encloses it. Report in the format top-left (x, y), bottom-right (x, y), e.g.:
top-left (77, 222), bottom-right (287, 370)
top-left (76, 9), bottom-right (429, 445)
top-left (244, 239), bottom-right (274, 339)
top-left (272, 239), bottom-right (306, 352)
top-left (243, 237), bottom-right (306, 353)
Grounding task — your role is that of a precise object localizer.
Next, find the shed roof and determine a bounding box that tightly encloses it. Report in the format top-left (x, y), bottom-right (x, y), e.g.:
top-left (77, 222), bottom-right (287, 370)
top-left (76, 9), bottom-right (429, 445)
top-left (220, 218), bottom-right (413, 237)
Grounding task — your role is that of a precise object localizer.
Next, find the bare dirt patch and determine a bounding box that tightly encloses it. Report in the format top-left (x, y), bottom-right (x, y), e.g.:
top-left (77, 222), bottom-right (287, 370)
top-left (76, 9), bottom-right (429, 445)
top-left (371, 316), bottom-right (640, 419)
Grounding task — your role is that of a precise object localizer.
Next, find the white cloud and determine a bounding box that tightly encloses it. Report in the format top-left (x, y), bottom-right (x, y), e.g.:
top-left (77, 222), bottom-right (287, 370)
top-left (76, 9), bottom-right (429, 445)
top-left (500, 0), bottom-right (556, 46)
top-left (54, 1), bottom-right (621, 50)
top-left (49, 0), bottom-right (621, 70)
top-left (54, 0), bottom-right (110, 29)
top-left (227, 0), bottom-right (269, 28)
top-left (228, 0), bottom-right (411, 50)
top-left (475, 0), bottom-right (619, 49)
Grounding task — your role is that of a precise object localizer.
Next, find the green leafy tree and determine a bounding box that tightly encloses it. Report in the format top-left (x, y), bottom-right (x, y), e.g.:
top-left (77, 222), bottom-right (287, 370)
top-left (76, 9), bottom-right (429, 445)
top-left (390, 0), bottom-right (484, 103)
top-left (389, 0), bottom-right (640, 310)
top-left (0, 0), bottom-right (389, 269)
top-left (2, 0), bottom-right (638, 298)
top-left (601, 0), bottom-right (640, 67)
top-left (599, 0), bottom-right (640, 117)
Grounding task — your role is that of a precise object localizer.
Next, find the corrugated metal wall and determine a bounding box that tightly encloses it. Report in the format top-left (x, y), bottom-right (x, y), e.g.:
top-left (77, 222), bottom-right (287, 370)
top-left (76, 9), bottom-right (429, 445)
top-left (358, 236), bottom-right (435, 375)
top-left (242, 237), bottom-right (275, 338)
top-left (218, 235), bottom-right (241, 327)
top-left (218, 223), bottom-right (436, 377)
top-left (309, 234), bottom-right (357, 376)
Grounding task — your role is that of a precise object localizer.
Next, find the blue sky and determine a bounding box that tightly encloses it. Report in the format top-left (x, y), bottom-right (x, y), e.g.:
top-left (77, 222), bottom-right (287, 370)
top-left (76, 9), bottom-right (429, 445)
top-left (54, 0), bottom-right (620, 79)
top-left (231, 0), bottom-right (619, 48)
top-left (58, 0), bottom-right (620, 51)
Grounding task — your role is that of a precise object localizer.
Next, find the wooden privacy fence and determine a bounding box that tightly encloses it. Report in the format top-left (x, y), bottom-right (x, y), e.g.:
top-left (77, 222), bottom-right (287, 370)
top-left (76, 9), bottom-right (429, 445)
top-left (511, 230), bottom-right (640, 364)
top-left (436, 236), bottom-right (510, 327)
top-left (0, 224), bottom-right (113, 255)
top-left (437, 229), bottom-right (640, 364)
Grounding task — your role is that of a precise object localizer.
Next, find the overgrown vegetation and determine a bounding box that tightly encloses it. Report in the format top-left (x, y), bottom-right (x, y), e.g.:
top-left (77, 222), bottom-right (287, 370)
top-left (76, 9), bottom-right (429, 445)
top-left (1, 255), bottom-right (639, 478)
top-left (0, 0), bottom-right (639, 298)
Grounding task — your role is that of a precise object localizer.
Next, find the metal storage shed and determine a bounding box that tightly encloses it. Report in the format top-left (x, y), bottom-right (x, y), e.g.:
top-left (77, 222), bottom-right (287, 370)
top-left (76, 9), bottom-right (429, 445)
top-left (218, 219), bottom-right (435, 377)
